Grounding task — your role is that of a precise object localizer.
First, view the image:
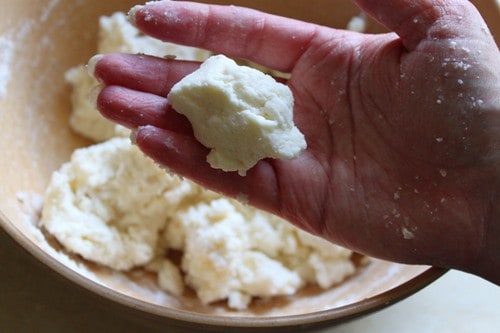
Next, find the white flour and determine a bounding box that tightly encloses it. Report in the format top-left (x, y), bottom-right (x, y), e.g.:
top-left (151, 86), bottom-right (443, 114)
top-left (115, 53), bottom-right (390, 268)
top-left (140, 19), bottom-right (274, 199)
top-left (39, 0), bottom-right (60, 23)
top-left (0, 37), bottom-right (14, 100)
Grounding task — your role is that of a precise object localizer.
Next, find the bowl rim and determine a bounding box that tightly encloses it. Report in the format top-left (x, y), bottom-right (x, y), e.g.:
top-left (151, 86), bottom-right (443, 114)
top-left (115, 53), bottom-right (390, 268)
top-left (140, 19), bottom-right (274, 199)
top-left (0, 211), bottom-right (447, 330)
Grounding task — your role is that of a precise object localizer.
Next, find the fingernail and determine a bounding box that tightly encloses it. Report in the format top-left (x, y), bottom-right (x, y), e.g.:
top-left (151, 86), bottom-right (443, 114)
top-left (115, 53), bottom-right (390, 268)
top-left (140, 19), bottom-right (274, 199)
top-left (88, 84), bottom-right (103, 108)
top-left (87, 54), bottom-right (104, 80)
top-left (127, 5), bottom-right (144, 26)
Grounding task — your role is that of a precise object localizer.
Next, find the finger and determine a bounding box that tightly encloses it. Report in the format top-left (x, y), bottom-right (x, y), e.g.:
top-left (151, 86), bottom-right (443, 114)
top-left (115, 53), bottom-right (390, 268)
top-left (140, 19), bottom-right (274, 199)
top-left (134, 125), bottom-right (281, 213)
top-left (90, 53), bottom-right (200, 96)
top-left (128, 1), bottom-right (320, 73)
top-left (97, 85), bottom-right (193, 135)
top-left (352, 0), bottom-right (488, 50)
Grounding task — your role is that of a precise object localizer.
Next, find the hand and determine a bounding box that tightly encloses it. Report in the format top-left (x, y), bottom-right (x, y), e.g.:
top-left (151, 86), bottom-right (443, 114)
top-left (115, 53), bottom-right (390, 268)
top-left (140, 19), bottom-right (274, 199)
top-left (92, 0), bottom-right (500, 284)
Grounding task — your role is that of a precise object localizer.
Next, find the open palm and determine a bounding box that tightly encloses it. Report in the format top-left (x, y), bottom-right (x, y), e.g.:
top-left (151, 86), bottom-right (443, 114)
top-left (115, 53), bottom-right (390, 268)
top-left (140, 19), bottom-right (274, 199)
top-left (94, 0), bottom-right (500, 283)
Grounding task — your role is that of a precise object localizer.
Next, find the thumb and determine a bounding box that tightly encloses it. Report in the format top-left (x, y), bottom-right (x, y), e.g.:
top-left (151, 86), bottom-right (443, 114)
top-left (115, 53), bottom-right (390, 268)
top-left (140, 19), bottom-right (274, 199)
top-left (352, 0), bottom-right (492, 50)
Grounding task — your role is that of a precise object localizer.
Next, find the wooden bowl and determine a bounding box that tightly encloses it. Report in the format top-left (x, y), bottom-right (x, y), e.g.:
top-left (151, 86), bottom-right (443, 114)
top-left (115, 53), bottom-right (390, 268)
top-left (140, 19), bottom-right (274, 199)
top-left (4, 0), bottom-right (497, 331)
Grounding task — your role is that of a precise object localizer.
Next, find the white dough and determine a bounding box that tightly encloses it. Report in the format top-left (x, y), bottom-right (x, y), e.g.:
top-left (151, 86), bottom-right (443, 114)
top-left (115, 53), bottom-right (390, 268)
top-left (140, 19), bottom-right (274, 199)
top-left (41, 138), bottom-right (191, 270)
top-left (168, 54), bottom-right (307, 176)
top-left (41, 137), bottom-right (355, 309)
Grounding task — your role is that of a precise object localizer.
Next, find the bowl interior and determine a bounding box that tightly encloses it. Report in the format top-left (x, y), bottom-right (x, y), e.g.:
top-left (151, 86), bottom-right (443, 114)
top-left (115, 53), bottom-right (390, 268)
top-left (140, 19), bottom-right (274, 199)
top-left (5, 0), bottom-right (497, 330)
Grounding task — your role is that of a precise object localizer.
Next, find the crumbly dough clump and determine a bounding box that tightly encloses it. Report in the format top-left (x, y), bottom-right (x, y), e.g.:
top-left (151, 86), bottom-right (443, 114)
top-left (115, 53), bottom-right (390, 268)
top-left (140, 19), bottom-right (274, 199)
top-left (41, 138), bottom-right (194, 270)
top-left (168, 54), bottom-right (307, 176)
top-left (41, 137), bottom-right (355, 309)
top-left (166, 198), bottom-right (354, 309)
